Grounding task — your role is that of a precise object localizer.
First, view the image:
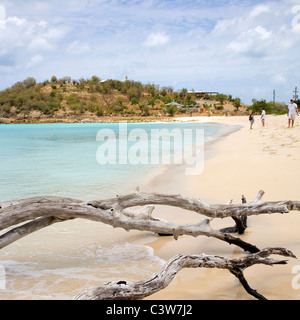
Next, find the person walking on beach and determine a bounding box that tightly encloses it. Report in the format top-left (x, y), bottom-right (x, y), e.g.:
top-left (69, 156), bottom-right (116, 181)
top-left (249, 112), bottom-right (254, 129)
top-left (261, 108), bottom-right (266, 127)
top-left (288, 99), bottom-right (299, 128)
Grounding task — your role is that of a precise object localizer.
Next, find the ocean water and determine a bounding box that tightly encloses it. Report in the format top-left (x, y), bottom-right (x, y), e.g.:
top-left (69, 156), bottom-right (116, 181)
top-left (0, 122), bottom-right (225, 202)
top-left (0, 121), bottom-right (226, 300)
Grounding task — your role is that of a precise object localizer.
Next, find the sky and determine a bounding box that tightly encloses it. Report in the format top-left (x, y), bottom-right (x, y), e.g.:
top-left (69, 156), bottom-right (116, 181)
top-left (0, 0), bottom-right (300, 105)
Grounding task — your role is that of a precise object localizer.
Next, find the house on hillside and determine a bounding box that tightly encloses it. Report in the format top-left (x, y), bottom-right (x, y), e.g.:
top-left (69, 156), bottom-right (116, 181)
top-left (187, 90), bottom-right (218, 97)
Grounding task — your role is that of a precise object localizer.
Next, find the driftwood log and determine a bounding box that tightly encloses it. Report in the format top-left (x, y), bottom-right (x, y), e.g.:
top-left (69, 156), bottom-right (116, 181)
top-left (0, 190), bottom-right (300, 253)
top-left (74, 247), bottom-right (296, 300)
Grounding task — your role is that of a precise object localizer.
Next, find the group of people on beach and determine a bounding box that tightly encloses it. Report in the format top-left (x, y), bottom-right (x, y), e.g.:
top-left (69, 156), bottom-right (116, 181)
top-left (249, 99), bottom-right (299, 129)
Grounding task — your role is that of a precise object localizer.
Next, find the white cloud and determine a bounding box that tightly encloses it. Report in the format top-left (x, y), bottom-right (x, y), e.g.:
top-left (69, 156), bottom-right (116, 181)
top-left (29, 38), bottom-right (54, 51)
top-left (249, 4), bottom-right (271, 18)
top-left (67, 41), bottom-right (91, 54)
top-left (0, 9), bottom-right (70, 79)
top-left (254, 25), bottom-right (272, 40)
top-left (273, 74), bottom-right (287, 85)
top-left (144, 32), bottom-right (170, 47)
top-left (26, 55), bottom-right (44, 68)
top-left (227, 25), bottom-right (272, 57)
top-left (212, 17), bottom-right (239, 35)
top-left (6, 16), bottom-right (26, 26)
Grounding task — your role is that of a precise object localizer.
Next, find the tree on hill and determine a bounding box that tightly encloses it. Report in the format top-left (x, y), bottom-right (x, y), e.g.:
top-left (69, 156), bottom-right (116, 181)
top-left (23, 77), bottom-right (36, 89)
top-left (166, 104), bottom-right (176, 117)
top-left (250, 99), bottom-right (268, 113)
top-left (233, 98), bottom-right (241, 111)
top-left (215, 93), bottom-right (228, 106)
top-left (249, 99), bottom-right (287, 115)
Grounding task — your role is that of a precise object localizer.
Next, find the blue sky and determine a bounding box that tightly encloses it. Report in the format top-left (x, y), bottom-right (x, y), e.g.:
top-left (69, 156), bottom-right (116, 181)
top-left (0, 0), bottom-right (299, 104)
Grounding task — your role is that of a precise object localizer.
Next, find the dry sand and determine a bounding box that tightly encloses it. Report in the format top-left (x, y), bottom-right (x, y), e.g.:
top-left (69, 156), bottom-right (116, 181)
top-left (142, 114), bottom-right (300, 300)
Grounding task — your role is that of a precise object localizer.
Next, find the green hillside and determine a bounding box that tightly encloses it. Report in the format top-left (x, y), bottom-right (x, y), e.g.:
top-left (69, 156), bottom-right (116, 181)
top-left (0, 76), bottom-right (243, 123)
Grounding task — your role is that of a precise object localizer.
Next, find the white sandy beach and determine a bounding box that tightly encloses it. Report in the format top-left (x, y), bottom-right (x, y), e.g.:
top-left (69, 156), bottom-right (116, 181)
top-left (143, 114), bottom-right (300, 300)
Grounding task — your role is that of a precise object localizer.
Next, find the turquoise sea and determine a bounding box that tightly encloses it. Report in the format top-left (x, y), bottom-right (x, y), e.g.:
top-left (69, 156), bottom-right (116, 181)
top-left (0, 122), bottom-right (226, 202)
top-left (0, 121), bottom-right (228, 299)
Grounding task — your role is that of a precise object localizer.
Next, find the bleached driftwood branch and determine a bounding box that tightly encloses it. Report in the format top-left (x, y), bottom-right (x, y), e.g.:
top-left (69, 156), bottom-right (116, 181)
top-left (74, 247), bottom-right (296, 301)
top-left (88, 190), bottom-right (300, 218)
top-left (0, 190), bottom-right (299, 253)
